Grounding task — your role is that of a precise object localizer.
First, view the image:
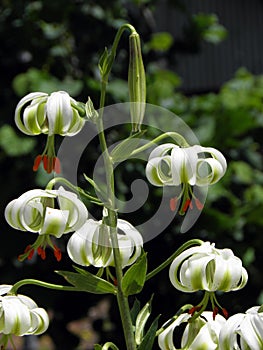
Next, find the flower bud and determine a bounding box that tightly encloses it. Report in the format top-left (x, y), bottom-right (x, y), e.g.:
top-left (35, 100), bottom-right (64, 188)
top-left (67, 218), bottom-right (143, 268)
top-left (169, 241), bottom-right (248, 293)
top-left (128, 33), bottom-right (146, 132)
top-left (158, 311), bottom-right (226, 350)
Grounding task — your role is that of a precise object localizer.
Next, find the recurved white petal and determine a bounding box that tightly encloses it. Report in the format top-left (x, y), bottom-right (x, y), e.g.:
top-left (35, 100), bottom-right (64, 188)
top-left (40, 207), bottom-right (69, 238)
top-left (1, 296), bottom-right (31, 335)
top-left (171, 147), bottom-right (197, 186)
top-left (15, 92), bottom-right (48, 135)
top-left (148, 143), bottom-right (177, 160)
top-left (46, 91), bottom-right (73, 135)
top-left (28, 307), bottom-right (49, 335)
top-left (158, 313), bottom-right (191, 350)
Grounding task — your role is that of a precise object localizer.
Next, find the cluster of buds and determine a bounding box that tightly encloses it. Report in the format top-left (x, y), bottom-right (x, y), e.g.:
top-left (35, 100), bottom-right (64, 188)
top-left (67, 218), bottom-right (143, 268)
top-left (4, 186), bottom-right (88, 261)
top-left (145, 144), bottom-right (227, 214)
top-left (0, 285), bottom-right (49, 349)
top-left (15, 91), bottom-right (86, 173)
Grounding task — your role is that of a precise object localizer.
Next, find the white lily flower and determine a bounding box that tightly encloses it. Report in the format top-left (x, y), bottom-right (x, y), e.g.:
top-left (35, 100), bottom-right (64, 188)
top-left (169, 242), bottom-right (248, 293)
top-left (158, 311), bottom-right (226, 350)
top-left (219, 306), bottom-right (263, 350)
top-left (67, 218), bottom-right (143, 268)
top-left (145, 143), bottom-right (227, 214)
top-left (15, 91), bottom-right (85, 173)
top-left (5, 186), bottom-right (88, 261)
top-left (0, 284), bottom-right (49, 347)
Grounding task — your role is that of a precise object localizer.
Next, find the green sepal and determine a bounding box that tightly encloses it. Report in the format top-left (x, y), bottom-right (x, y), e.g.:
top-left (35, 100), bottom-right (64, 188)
top-left (94, 345), bottom-right (103, 350)
top-left (56, 268), bottom-right (117, 295)
top-left (137, 315), bottom-right (160, 350)
top-left (121, 251), bottom-right (147, 296)
top-left (135, 295), bottom-right (154, 345)
top-left (110, 130), bottom-right (145, 163)
top-left (130, 298), bottom-right (141, 325)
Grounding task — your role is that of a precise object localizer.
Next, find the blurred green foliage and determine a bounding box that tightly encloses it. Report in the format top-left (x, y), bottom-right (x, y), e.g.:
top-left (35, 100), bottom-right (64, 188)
top-left (0, 1), bottom-right (262, 349)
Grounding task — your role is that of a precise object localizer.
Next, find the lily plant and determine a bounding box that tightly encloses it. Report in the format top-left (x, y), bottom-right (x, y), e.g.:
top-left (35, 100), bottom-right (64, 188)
top-left (1, 22), bottom-right (262, 350)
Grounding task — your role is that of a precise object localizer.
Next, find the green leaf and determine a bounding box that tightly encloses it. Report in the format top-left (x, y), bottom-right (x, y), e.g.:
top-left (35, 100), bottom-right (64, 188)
top-left (135, 295), bottom-right (153, 345)
top-left (130, 298), bottom-right (141, 325)
top-left (122, 251), bottom-right (147, 296)
top-left (110, 131), bottom-right (145, 163)
top-left (0, 125), bottom-right (36, 156)
top-left (137, 315), bottom-right (159, 350)
top-left (56, 270), bottom-right (117, 295)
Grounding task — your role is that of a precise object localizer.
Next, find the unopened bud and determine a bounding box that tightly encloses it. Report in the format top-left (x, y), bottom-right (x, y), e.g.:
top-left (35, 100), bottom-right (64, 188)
top-left (128, 33), bottom-right (146, 133)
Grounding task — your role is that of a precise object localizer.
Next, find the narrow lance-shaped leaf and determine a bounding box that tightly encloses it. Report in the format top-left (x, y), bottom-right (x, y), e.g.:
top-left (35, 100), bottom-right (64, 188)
top-left (130, 298), bottom-right (141, 325)
top-left (137, 315), bottom-right (160, 350)
top-left (135, 295), bottom-right (154, 345)
top-left (110, 130), bottom-right (145, 163)
top-left (56, 269), bottom-right (117, 295)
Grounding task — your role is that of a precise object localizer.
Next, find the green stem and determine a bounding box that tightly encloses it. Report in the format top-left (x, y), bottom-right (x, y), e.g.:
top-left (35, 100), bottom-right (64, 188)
top-left (10, 279), bottom-right (77, 295)
top-left (130, 131), bottom-right (189, 158)
top-left (95, 24), bottom-right (138, 350)
top-left (146, 239), bottom-right (203, 281)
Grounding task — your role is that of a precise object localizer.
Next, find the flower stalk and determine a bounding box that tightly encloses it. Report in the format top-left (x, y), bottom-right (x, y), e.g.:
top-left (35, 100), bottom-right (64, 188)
top-left (95, 23), bottom-right (140, 350)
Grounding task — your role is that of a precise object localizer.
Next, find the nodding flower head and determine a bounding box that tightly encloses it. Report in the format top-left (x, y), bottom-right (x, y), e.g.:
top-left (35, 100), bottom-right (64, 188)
top-left (67, 218), bottom-right (143, 268)
top-left (0, 284), bottom-right (49, 349)
top-left (158, 311), bottom-right (226, 350)
top-left (219, 306), bottom-right (263, 350)
top-left (145, 143), bottom-right (227, 214)
top-left (15, 91), bottom-right (86, 173)
top-left (4, 186), bottom-right (88, 261)
top-left (169, 241), bottom-right (248, 293)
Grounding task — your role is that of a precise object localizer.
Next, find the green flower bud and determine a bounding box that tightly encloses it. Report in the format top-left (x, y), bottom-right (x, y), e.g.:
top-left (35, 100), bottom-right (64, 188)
top-left (128, 32), bottom-right (146, 133)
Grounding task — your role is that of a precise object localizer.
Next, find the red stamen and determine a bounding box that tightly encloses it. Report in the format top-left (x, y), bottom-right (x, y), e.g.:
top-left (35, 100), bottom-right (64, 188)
top-left (53, 157), bottom-right (61, 174)
top-left (43, 155), bottom-right (48, 171)
top-left (33, 155), bottom-right (43, 172)
top-left (169, 197), bottom-right (177, 212)
top-left (195, 198), bottom-right (204, 210)
top-left (222, 308), bottom-right (228, 319)
top-left (54, 245), bottom-right (62, 262)
top-left (37, 247), bottom-right (46, 260)
top-left (188, 305), bottom-right (202, 316)
top-left (182, 198), bottom-right (191, 212)
top-left (213, 307), bottom-right (219, 320)
top-left (18, 245), bottom-right (34, 261)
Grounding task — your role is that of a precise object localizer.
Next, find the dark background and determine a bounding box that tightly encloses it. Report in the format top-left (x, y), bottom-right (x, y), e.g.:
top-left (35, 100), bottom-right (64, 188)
top-left (1, 0), bottom-right (263, 349)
